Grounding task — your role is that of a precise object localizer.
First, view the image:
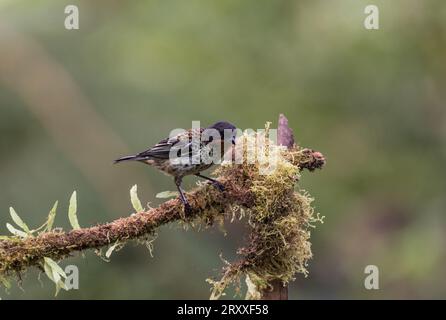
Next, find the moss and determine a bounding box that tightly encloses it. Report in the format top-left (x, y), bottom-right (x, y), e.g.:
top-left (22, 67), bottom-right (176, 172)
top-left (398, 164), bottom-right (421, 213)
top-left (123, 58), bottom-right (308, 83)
top-left (206, 128), bottom-right (323, 299)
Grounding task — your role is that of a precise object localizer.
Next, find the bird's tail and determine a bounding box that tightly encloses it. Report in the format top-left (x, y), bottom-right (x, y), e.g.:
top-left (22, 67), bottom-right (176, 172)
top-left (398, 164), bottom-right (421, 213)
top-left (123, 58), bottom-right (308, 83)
top-left (114, 155), bottom-right (139, 164)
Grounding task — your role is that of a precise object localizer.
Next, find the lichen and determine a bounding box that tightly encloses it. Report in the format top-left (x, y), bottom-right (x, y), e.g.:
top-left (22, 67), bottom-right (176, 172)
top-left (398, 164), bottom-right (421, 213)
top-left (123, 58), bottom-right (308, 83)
top-left (205, 127), bottom-right (323, 299)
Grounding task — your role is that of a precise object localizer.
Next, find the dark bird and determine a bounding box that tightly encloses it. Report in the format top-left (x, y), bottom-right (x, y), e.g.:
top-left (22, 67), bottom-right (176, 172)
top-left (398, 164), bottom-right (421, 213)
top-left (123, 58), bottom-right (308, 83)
top-left (114, 121), bottom-right (237, 214)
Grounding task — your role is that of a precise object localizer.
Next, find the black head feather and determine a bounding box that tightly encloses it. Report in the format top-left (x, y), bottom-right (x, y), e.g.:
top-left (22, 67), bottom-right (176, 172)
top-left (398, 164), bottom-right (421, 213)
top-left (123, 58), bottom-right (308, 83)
top-left (208, 121), bottom-right (236, 134)
top-left (206, 121), bottom-right (237, 144)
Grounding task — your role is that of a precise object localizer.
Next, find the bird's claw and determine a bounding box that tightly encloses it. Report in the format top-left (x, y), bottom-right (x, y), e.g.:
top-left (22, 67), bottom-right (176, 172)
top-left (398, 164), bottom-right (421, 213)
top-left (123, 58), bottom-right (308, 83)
top-left (209, 181), bottom-right (225, 192)
top-left (184, 203), bottom-right (193, 216)
top-left (214, 182), bottom-right (225, 192)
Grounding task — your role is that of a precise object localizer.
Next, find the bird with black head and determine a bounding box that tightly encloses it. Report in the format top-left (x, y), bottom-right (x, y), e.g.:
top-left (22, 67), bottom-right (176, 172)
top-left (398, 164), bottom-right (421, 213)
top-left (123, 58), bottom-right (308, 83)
top-left (115, 121), bottom-right (237, 214)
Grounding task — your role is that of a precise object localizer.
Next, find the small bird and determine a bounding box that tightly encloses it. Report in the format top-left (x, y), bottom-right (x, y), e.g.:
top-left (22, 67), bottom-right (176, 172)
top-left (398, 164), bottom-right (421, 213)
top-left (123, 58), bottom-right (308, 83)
top-left (114, 121), bottom-right (237, 214)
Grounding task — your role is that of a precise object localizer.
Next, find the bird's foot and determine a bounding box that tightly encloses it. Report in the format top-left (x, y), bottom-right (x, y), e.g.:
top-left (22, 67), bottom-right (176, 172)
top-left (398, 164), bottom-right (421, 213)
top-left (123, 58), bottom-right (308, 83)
top-left (184, 202), bottom-right (193, 216)
top-left (209, 181), bottom-right (225, 192)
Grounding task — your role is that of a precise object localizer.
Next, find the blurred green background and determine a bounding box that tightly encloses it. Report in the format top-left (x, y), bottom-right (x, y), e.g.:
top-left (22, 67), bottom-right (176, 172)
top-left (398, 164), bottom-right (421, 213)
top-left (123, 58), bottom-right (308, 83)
top-left (1, 0), bottom-right (445, 299)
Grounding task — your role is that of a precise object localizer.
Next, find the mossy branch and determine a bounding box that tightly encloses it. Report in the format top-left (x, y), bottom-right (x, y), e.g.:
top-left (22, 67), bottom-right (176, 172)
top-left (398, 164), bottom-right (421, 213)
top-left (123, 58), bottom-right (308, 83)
top-left (0, 121), bottom-right (325, 299)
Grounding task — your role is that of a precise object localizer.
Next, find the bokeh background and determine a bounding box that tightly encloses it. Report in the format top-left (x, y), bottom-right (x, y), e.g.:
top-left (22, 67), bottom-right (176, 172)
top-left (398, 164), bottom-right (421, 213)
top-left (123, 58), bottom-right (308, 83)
top-left (1, 0), bottom-right (445, 299)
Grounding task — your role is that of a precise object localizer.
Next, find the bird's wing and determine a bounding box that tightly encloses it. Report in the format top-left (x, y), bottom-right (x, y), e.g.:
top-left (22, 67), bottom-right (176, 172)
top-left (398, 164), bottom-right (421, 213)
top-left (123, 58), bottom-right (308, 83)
top-left (136, 138), bottom-right (177, 159)
top-left (136, 129), bottom-right (202, 160)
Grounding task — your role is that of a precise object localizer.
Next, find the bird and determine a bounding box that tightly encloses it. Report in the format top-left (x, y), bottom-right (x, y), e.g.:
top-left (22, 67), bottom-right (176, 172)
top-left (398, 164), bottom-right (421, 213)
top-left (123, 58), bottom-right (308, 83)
top-left (114, 121), bottom-right (237, 214)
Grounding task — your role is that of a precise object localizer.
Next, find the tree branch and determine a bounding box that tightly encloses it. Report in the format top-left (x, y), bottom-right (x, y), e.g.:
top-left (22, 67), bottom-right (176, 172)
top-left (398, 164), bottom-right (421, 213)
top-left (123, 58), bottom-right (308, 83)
top-left (260, 114), bottom-right (294, 300)
top-left (0, 177), bottom-right (247, 276)
top-left (0, 124), bottom-right (325, 298)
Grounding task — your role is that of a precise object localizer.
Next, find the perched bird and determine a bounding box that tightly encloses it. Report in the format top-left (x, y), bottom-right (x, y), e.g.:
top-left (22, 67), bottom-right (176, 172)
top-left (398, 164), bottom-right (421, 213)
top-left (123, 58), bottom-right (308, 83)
top-left (114, 121), bottom-right (237, 214)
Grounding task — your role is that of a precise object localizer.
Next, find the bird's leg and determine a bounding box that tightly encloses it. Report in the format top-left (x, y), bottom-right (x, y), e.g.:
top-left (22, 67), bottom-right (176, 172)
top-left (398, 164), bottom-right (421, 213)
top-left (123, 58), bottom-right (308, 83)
top-left (175, 177), bottom-right (192, 215)
top-left (195, 173), bottom-right (225, 191)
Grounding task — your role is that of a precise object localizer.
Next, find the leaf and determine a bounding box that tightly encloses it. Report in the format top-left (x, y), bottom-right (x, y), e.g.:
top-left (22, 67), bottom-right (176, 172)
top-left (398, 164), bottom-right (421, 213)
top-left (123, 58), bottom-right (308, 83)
top-left (155, 190), bottom-right (179, 199)
top-left (44, 257), bottom-right (67, 278)
top-left (43, 260), bottom-right (55, 282)
top-left (43, 260), bottom-right (61, 296)
top-left (68, 191), bottom-right (80, 230)
top-left (55, 279), bottom-right (67, 296)
top-left (43, 257), bottom-right (67, 297)
top-left (130, 185), bottom-right (144, 212)
top-left (0, 276), bottom-right (11, 290)
top-left (9, 207), bottom-right (30, 233)
top-left (105, 241), bottom-right (120, 259)
top-left (46, 201), bottom-right (58, 232)
top-left (6, 223), bottom-right (28, 238)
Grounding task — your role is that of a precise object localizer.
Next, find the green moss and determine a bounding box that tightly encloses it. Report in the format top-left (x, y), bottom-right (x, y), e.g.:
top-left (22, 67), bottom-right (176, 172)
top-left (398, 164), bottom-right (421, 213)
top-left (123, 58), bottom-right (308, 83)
top-left (206, 128), bottom-right (323, 299)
